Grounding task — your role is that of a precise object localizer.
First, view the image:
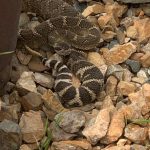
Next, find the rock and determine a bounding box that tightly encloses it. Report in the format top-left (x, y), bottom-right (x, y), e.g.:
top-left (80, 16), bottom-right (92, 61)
top-left (11, 55), bottom-right (29, 83)
top-left (140, 52), bottom-right (150, 67)
top-left (42, 90), bottom-right (68, 114)
top-left (142, 4), bottom-right (150, 16)
top-left (117, 81), bottom-right (136, 96)
top-left (16, 71), bottom-right (37, 94)
top-left (37, 85), bottom-right (47, 95)
top-left (0, 119), bottom-right (22, 150)
top-left (126, 26), bottom-right (138, 39)
top-left (124, 124), bottom-right (148, 144)
top-left (120, 17), bottom-right (134, 29)
top-left (54, 110), bottom-right (85, 133)
top-left (117, 0), bottom-right (150, 3)
top-left (101, 109), bottom-right (125, 144)
top-left (16, 50), bottom-right (32, 65)
top-left (82, 109), bottom-right (110, 145)
top-left (19, 111), bottom-right (44, 143)
top-left (102, 31), bottom-right (116, 42)
top-left (20, 144), bottom-right (32, 150)
top-left (0, 103), bottom-right (21, 122)
top-left (105, 2), bottom-right (127, 18)
top-left (49, 122), bottom-right (76, 142)
top-left (125, 59), bottom-right (141, 73)
top-left (106, 76), bottom-right (118, 96)
top-left (137, 69), bottom-right (148, 80)
top-left (102, 42), bottom-right (137, 65)
top-left (123, 68), bottom-right (133, 82)
top-left (101, 145), bottom-right (130, 150)
top-left (106, 64), bottom-right (124, 80)
top-left (116, 28), bottom-right (125, 44)
top-left (82, 4), bottom-right (105, 17)
top-left (130, 144), bottom-right (147, 150)
top-left (34, 72), bottom-right (54, 89)
top-left (141, 42), bottom-right (150, 53)
top-left (28, 56), bottom-right (47, 72)
top-left (19, 13), bottom-right (30, 27)
top-left (21, 92), bottom-right (42, 111)
top-left (87, 52), bottom-right (105, 68)
top-left (51, 140), bottom-right (92, 150)
top-left (134, 18), bottom-right (150, 43)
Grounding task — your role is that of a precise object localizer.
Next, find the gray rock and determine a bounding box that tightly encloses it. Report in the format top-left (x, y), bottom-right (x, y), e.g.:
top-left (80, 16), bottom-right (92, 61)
top-left (106, 65), bottom-right (124, 80)
top-left (125, 59), bottom-right (141, 73)
top-left (49, 122), bottom-right (76, 142)
top-left (34, 72), bottom-right (54, 89)
top-left (117, 0), bottom-right (150, 3)
top-left (54, 110), bottom-right (86, 133)
top-left (0, 119), bottom-right (22, 150)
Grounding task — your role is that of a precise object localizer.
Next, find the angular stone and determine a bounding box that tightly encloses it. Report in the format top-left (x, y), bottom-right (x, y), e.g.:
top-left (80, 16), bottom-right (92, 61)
top-left (125, 59), bottom-right (141, 73)
top-left (34, 72), bottom-right (54, 89)
top-left (117, 81), bottom-right (136, 96)
top-left (102, 42), bottom-right (137, 65)
top-left (134, 18), bottom-right (150, 43)
top-left (16, 50), bottom-right (32, 65)
top-left (106, 76), bottom-right (118, 96)
top-left (126, 26), bottom-right (138, 39)
top-left (106, 64), bottom-right (124, 80)
top-left (82, 109), bottom-right (110, 145)
top-left (20, 144), bottom-right (32, 150)
top-left (0, 119), bottom-right (22, 150)
top-left (124, 124), bottom-right (148, 144)
top-left (21, 92), bottom-right (42, 111)
top-left (16, 71), bottom-right (37, 94)
top-left (82, 4), bottom-right (105, 17)
top-left (51, 140), bottom-right (92, 150)
top-left (19, 111), bottom-right (44, 143)
top-left (140, 52), bottom-right (150, 67)
top-left (55, 110), bottom-right (86, 133)
top-left (49, 122), bottom-right (76, 142)
top-left (101, 109), bottom-right (125, 144)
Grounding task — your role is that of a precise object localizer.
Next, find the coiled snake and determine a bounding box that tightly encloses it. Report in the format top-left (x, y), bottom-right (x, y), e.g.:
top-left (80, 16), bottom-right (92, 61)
top-left (20, 0), bottom-right (104, 107)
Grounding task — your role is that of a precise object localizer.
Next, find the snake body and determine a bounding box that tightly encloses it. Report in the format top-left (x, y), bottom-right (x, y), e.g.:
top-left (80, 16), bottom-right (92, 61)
top-left (20, 0), bottom-right (104, 107)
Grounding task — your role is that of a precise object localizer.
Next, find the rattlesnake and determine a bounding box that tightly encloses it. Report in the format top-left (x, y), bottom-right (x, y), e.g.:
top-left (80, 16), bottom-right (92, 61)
top-left (20, 0), bottom-right (104, 107)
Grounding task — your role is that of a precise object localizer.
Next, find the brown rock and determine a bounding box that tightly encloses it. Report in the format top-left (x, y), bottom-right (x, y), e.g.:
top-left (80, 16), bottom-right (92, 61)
top-left (21, 92), bottom-right (42, 111)
top-left (82, 109), bottom-right (110, 145)
top-left (20, 144), bottom-right (32, 150)
top-left (28, 56), bottom-right (47, 72)
top-left (82, 4), bottom-right (105, 17)
top-left (19, 111), bottom-right (44, 143)
top-left (42, 90), bottom-right (68, 113)
top-left (124, 124), bottom-right (148, 144)
top-left (101, 145), bottom-right (130, 150)
top-left (140, 52), bottom-right (150, 67)
top-left (101, 109), bottom-right (125, 144)
top-left (16, 50), bottom-right (32, 65)
top-left (106, 76), bottom-right (118, 97)
top-left (51, 140), bottom-right (92, 150)
top-left (105, 2), bottom-right (127, 18)
top-left (126, 26), bottom-right (138, 39)
top-left (117, 81), bottom-right (136, 96)
top-left (102, 42), bottom-right (137, 65)
top-left (134, 18), bottom-right (150, 43)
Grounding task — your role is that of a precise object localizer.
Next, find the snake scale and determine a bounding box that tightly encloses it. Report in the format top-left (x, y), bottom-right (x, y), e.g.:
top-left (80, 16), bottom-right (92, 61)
top-left (20, 0), bottom-right (104, 107)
